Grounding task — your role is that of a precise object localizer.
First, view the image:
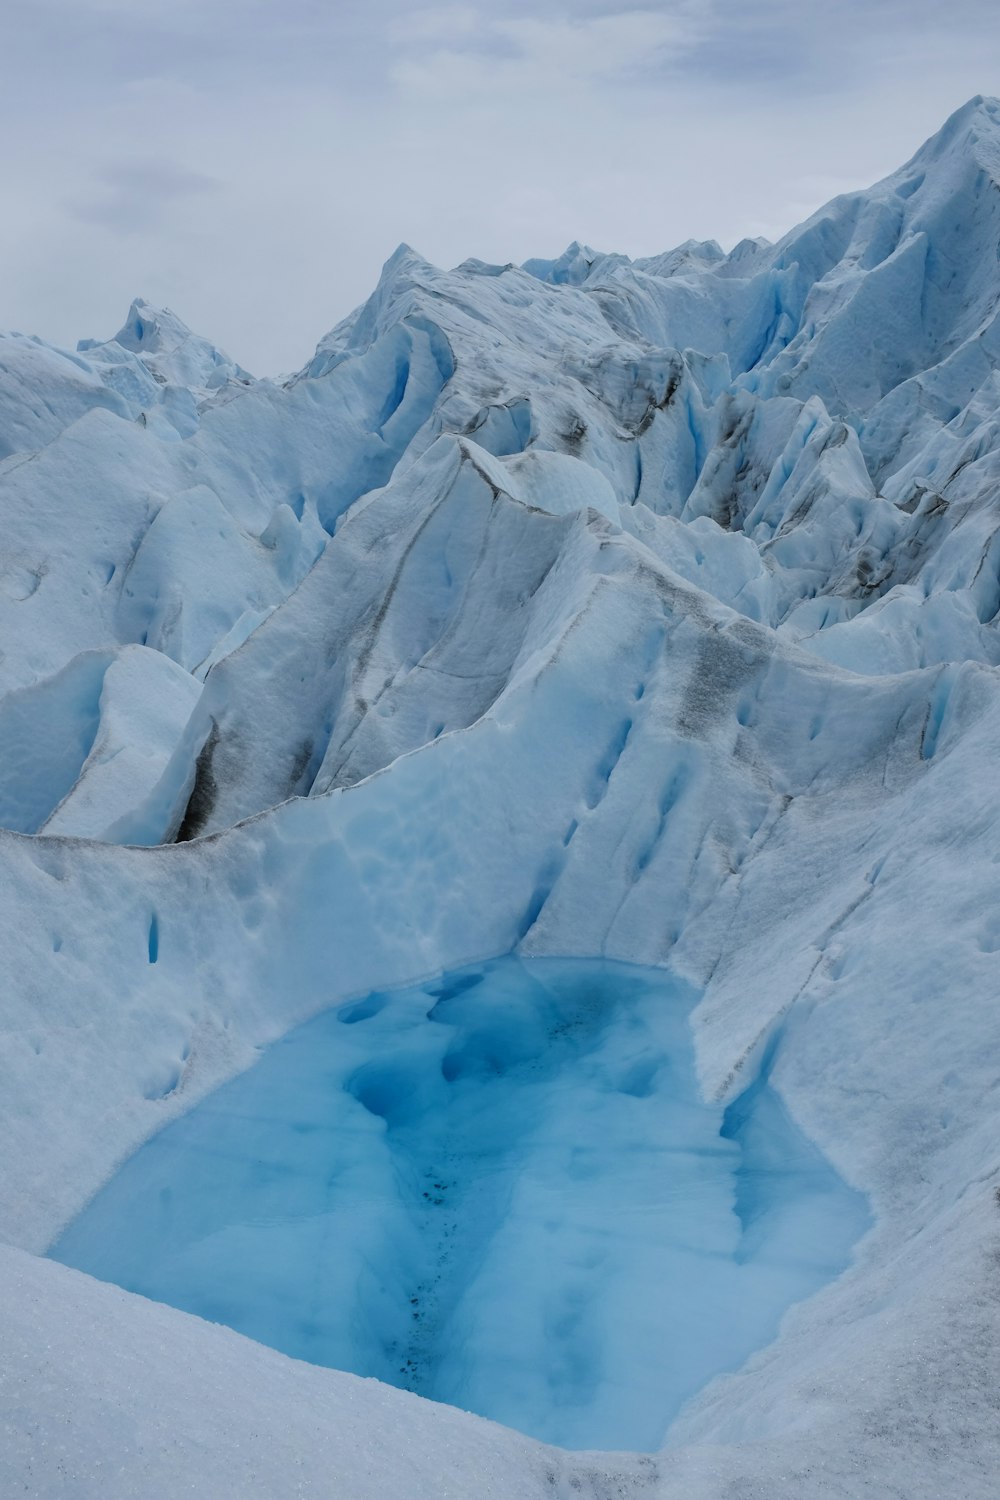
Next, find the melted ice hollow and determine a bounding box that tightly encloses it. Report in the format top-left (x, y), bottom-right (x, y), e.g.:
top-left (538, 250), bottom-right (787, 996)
top-left (51, 958), bottom-right (868, 1450)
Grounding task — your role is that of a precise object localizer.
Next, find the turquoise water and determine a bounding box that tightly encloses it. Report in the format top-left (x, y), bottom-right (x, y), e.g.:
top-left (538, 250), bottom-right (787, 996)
top-left (50, 958), bottom-right (869, 1451)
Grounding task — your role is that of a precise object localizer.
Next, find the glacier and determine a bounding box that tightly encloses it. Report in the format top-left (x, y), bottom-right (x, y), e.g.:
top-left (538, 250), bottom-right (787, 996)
top-left (2, 96), bottom-right (1000, 1497)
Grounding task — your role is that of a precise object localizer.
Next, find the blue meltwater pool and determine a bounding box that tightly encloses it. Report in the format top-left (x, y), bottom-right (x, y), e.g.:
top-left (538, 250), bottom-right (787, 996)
top-left (50, 958), bottom-right (869, 1450)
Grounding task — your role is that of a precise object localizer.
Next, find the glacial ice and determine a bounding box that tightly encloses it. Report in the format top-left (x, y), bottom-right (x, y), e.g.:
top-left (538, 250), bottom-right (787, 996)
top-left (3, 96), bottom-right (1000, 1498)
top-left (51, 958), bottom-right (868, 1452)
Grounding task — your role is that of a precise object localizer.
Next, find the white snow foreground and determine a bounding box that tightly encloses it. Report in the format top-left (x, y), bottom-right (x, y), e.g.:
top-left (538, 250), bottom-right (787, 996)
top-left (2, 97), bottom-right (1000, 1496)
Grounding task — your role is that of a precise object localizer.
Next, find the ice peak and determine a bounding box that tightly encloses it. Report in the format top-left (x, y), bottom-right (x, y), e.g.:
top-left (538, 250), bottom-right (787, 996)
top-left (521, 242), bottom-right (612, 286)
top-left (932, 93), bottom-right (999, 137)
top-left (112, 298), bottom-right (194, 355)
top-left (903, 93), bottom-right (1000, 174)
top-left (76, 297), bottom-right (252, 393)
top-left (378, 244), bottom-right (434, 283)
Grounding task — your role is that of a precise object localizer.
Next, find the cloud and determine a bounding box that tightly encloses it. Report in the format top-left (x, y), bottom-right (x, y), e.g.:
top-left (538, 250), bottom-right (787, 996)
top-left (65, 159), bottom-right (220, 234)
top-left (2, 0), bottom-right (1000, 370)
top-left (390, 6), bottom-right (480, 45)
top-left (390, 6), bottom-right (713, 98)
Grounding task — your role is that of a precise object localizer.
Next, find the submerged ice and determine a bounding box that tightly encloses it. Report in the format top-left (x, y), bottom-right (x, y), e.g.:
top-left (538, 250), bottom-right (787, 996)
top-left (51, 958), bottom-right (868, 1451)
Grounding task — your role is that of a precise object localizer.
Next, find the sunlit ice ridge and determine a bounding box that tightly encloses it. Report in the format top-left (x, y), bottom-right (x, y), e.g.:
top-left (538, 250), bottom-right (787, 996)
top-left (2, 96), bottom-right (1000, 1500)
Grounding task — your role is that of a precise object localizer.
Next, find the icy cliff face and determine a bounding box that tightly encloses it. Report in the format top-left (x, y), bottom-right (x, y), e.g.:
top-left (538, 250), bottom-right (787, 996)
top-left (2, 98), bottom-right (1000, 1498)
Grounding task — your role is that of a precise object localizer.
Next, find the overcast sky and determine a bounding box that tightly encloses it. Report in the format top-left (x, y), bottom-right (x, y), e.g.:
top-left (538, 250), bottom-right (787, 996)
top-left (3, 0), bottom-right (1000, 373)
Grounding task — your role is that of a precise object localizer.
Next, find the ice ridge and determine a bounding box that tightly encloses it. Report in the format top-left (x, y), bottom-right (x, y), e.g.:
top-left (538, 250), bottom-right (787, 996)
top-left (1, 97), bottom-right (1000, 1499)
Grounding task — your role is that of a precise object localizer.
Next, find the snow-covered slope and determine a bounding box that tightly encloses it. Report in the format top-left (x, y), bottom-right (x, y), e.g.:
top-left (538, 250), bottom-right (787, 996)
top-left (2, 98), bottom-right (1000, 1497)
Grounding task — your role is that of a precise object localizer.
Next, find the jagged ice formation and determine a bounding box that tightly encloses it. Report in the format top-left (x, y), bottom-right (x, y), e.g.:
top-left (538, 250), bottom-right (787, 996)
top-left (2, 97), bottom-right (1000, 1498)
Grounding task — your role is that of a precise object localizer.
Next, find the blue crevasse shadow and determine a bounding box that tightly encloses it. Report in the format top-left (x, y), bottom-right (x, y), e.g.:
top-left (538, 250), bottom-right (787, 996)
top-left (49, 957), bottom-right (869, 1452)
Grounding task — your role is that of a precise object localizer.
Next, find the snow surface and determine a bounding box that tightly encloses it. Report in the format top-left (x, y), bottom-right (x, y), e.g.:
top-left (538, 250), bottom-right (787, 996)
top-left (2, 97), bottom-right (1000, 1496)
